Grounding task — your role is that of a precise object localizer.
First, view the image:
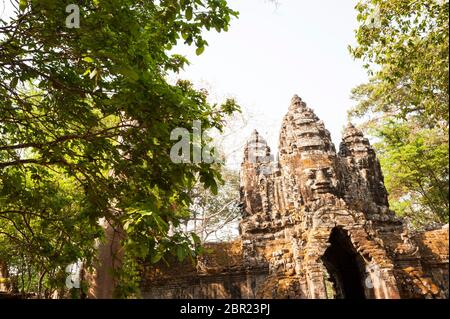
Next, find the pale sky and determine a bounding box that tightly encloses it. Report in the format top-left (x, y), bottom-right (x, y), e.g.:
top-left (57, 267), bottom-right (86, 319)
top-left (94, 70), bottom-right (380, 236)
top-left (174, 0), bottom-right (370, 167)
top-left (1, 0), bottom-right (370, 168)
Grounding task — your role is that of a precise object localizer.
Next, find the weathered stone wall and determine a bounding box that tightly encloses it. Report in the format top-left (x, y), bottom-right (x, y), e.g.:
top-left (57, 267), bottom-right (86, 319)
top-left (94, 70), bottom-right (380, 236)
top-left (407, 225), bottom-right (449, 298)
top-left (141, 241), bottom-right (269, 299)
top-left (141, 95), bottom-right (449, 299)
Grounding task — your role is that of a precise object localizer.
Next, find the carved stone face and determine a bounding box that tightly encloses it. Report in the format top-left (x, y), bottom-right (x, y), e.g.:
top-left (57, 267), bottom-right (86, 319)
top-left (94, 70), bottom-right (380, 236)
top-left (299, 159), bottom-right (339, 202)
top-left (304, 167), bottom-right (336, 194)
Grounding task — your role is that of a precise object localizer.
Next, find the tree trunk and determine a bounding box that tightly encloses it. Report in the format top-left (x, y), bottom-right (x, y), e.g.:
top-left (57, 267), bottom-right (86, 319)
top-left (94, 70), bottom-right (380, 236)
top-left (0, 260), bottom-right (10, 292)
top-left (87, 218), bottom-right (124, 299)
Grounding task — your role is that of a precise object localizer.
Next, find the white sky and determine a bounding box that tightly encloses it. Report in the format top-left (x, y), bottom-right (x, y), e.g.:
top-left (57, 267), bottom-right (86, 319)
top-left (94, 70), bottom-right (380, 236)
top-left (1, 0), bottom-right (370, 168)
top-left (174, 0), bottom-right (370, 167)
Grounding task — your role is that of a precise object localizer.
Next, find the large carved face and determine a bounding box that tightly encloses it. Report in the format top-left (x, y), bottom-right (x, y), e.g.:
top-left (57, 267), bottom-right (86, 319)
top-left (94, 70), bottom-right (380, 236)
top-left (298, 157), bottom-right (339, 202)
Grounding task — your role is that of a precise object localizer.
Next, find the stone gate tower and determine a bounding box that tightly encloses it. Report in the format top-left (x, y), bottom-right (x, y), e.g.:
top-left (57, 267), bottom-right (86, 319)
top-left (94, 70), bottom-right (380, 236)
top-left (141, 95), bottom-right (448, 299)
top-left (239, 95), bottom-right (447, 299)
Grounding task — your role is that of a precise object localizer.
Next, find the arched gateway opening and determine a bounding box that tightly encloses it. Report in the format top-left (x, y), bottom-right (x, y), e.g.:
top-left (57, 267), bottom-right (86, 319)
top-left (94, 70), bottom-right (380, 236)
top-left (321, 228), bottom-right (367, 299)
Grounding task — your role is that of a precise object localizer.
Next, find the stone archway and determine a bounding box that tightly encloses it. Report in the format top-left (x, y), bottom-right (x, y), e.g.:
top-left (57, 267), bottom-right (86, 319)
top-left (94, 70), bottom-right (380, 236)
top-left (321, 227), bottom-right (367, 299)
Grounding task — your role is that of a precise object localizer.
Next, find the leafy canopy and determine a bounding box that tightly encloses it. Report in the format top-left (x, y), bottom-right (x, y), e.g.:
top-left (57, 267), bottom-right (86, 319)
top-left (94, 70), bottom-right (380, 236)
top-left (349, 0), bottom-right (448, 226)
top-left (0, 0), bottom-right (239, 297)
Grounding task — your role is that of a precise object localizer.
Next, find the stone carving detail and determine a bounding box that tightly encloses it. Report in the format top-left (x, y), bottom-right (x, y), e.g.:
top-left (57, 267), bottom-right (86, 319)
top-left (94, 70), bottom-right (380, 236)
top-left (142, 95), bottom-right (448, 299)
top-left (238, 95), bottom-right (448, 299)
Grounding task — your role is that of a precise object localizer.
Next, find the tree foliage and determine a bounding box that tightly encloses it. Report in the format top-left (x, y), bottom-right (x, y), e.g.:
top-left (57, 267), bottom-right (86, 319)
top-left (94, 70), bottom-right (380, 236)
top-left (349, 0), bottom-right (449, 226)
top-left (186, 168), bottom-right (241, 243)
top-left (0, 0), bottom-right (239, 297)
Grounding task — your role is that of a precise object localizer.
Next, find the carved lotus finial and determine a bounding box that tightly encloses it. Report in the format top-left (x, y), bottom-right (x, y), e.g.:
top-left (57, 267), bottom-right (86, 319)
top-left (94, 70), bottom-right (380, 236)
top-left (248, 129), bottom-right (267, 144)
top-left (342, 122), bottom-right (364, 139)
top-left (289, 94), bottom-right (306, 110)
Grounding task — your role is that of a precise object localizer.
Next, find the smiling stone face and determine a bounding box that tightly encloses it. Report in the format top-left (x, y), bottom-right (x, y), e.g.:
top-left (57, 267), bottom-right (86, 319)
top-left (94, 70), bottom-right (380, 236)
top-left (277, 95), bottom-right (343, 207)
top-left (298, 155), bottom-right (340, 203)
top-left (303, 167), bottom-right (337, 196)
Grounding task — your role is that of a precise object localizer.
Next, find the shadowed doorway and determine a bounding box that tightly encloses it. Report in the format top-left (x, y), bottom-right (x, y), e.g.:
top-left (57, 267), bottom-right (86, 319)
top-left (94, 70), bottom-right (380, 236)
top-left (321, 227), bottom-right (366, 299)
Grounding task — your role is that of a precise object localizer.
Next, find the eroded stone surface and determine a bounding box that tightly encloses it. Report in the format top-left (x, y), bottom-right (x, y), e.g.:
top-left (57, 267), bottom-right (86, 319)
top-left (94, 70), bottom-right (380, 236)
top-left (142, 95), bottom-right (449, 299)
